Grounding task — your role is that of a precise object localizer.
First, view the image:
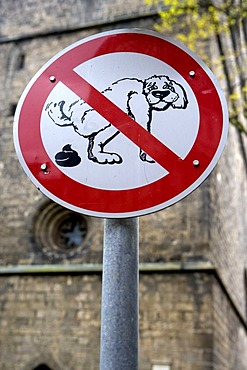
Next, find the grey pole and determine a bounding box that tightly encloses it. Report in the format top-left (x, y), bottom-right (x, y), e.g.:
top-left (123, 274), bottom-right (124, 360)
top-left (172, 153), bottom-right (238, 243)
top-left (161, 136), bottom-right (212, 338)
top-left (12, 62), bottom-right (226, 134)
top-left (100, 217), bottom-right (139, 370)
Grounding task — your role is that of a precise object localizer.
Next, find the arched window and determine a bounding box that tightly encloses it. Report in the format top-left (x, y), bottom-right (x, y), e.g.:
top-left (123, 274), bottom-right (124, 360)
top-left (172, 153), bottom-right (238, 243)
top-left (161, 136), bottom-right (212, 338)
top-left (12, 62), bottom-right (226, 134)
top-left (33, 365), bottom-right (52, 370)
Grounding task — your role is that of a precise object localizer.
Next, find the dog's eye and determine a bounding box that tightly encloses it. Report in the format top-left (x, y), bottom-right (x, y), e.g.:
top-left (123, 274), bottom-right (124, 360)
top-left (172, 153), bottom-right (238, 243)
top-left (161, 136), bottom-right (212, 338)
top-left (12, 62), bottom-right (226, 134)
top-left (165, 84), bottom-right (175, 92)
top-left (147, 82), bottom-right (157, 89)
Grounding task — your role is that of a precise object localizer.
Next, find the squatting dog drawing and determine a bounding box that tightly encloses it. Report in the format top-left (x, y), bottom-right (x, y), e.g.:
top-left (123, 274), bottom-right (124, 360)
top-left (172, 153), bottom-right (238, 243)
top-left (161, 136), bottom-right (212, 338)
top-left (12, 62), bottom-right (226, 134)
top-left (46, 74), bottom-right (189, 166)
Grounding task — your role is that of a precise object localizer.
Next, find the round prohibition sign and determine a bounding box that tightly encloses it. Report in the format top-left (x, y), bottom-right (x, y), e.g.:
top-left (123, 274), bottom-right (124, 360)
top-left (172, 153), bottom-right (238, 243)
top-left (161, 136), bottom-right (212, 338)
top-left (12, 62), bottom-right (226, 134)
top-left (14, 29), bottom-right (228, 218)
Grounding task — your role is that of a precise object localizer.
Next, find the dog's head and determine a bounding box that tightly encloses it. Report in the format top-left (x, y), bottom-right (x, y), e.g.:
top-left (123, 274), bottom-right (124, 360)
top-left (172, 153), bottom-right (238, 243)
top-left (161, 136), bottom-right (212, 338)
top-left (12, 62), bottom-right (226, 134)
top-left (143, 75), bottom-right (188, 111)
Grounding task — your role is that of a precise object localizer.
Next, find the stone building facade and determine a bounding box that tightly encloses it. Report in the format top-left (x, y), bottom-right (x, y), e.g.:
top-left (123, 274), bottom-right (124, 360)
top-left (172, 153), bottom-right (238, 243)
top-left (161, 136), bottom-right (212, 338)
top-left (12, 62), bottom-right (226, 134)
top-left (0, 0), bottom-right (247, 369)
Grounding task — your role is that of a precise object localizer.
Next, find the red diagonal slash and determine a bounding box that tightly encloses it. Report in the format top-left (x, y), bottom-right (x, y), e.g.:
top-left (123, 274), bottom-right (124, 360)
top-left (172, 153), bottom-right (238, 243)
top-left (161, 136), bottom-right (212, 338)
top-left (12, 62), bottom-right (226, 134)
top-left (60, 69), bottom-right (182, 173)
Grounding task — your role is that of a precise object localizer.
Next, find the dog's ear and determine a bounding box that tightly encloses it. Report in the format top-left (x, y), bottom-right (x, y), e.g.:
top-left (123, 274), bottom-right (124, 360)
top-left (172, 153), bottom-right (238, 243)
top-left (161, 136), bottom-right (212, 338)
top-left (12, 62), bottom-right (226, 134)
top-left (170, 80), bottom-right (188, 109)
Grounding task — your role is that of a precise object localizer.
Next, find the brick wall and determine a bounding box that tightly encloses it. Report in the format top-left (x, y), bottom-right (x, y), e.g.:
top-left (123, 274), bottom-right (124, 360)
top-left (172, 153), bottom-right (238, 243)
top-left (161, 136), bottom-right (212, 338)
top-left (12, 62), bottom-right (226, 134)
top-left (208, 125), bottom-right (247, 318)
top-left (0, 272), bottom-right (214, 370)
top-left (0, 274), bottom-right (101, 369)
top-left (212, 276), bottom-right (247, 370)
top-left (1, 272), bottom-right (246, 369)
top-left (0, 0), bottom-right (155, 41)
top-left (139, 273), bottom-right (214, 370)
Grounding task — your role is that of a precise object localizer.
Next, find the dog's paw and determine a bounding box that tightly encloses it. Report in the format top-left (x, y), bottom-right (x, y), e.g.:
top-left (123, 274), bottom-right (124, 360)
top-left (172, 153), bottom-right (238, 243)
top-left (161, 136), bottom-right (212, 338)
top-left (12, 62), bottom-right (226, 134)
top-left (89, 152), bottom-right (123, 165)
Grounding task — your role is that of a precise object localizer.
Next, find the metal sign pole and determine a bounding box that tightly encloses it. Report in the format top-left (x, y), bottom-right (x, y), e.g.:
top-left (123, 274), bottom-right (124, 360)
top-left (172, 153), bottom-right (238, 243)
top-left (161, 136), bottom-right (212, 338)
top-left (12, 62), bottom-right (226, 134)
top-left (100, 217), bottom-right (139, 370)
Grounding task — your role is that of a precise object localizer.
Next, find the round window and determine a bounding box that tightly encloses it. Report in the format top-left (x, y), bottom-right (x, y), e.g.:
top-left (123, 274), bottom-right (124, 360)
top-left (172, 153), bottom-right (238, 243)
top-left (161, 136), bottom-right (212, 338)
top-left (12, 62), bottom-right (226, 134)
top-left (32, 201), bottom-right (91, 260)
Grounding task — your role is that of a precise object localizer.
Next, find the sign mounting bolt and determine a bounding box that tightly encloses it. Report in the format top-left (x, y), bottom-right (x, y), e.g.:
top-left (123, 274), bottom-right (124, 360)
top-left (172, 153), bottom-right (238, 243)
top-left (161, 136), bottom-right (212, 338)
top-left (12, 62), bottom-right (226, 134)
top-left (193, 159), bottom-right (200, 167)
top-left (189, 70), bottom-right (196, 77)
top-left (40, 163), bottom-right (48, 172)
top-left (49, 75), bottom-right (56, 83)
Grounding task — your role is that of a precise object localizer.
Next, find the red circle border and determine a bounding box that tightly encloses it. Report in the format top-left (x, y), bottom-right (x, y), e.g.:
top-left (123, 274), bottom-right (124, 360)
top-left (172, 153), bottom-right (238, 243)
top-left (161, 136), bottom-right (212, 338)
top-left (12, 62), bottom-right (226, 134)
top-left (16, 31), bottom-right (226, 215)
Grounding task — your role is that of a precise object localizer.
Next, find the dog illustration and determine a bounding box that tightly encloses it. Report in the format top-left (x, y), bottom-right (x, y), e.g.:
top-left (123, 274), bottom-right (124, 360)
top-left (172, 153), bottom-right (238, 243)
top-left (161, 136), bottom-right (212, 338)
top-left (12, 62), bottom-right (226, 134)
top-left (46, 75), bottom-right (189, 165)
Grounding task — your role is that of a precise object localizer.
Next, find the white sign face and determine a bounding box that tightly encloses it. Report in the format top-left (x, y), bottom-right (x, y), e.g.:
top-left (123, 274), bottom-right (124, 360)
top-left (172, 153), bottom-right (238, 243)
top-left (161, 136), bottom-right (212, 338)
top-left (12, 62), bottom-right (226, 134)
top-left (14, 29), bottom-right (228, 218)
top-left (41, 52), bottom-right (200, 190)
